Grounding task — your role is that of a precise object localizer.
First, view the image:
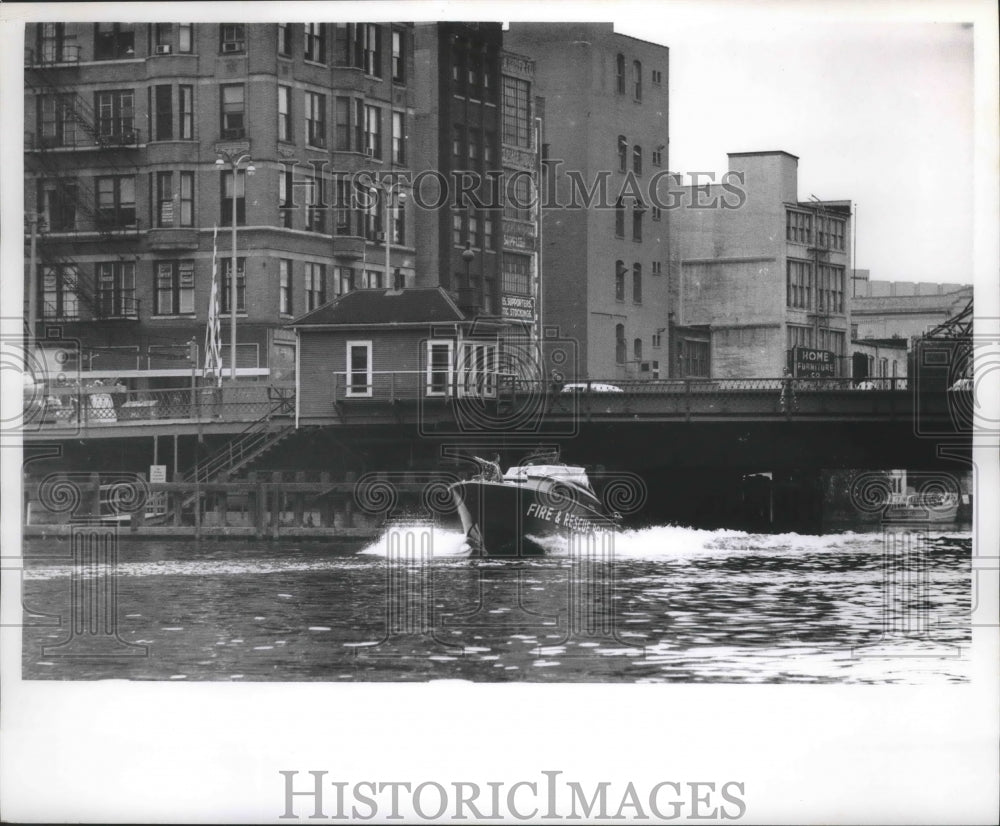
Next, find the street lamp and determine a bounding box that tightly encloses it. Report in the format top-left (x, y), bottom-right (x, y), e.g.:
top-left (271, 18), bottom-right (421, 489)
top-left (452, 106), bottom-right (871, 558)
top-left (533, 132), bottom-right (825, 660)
top-left (215, 151), bottom-right (255, 380)
top-left (370, 181), bottom-right (407, 289)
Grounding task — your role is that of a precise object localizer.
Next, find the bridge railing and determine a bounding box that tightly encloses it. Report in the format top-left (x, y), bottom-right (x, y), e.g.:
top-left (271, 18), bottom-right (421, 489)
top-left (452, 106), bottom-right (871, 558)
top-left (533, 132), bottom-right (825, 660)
top-left (331, 372), bottom-right (909, 401)
top-left (28, 382), bottom-right (295, 428)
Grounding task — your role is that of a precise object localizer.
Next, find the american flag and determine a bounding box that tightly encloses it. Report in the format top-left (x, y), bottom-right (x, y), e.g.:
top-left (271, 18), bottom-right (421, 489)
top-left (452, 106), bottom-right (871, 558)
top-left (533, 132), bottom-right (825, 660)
top-left (204, 225), bottom-right (223, 385)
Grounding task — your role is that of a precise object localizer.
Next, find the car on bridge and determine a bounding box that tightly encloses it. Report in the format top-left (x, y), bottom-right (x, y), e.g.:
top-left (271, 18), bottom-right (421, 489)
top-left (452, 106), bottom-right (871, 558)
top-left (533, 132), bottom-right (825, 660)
top-left (561, 382), bottom-right (624, 393)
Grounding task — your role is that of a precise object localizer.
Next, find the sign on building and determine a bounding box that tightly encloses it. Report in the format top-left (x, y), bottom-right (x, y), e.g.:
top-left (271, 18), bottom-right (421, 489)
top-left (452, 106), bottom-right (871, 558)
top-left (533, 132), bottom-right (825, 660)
top-left (501, 295), bottom-right (535, 321)
top-left (792, 346), bottom-right (836, 378)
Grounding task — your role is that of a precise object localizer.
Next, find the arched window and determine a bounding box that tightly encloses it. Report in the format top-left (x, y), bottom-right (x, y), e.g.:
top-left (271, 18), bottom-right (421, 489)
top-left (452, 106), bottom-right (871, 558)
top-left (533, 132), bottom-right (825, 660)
top-left (632, 60), bottom-right (642, 101)
top-left (615, 324), bottom-right (626, 364)
top-left (634, 338), bottom-right (643, 361)
top-left (632, 263), bottom-right (642, 303)
top-left (633, 145), bottom-right (642, 174)
top-left (616, 53), bottom-right (625, 94)
top-left (614, 260), bottom-right (625, 301)
top-left (617, 135), bottom-right (628, 173)
top-left (614, 197), bottom-right (625, 237)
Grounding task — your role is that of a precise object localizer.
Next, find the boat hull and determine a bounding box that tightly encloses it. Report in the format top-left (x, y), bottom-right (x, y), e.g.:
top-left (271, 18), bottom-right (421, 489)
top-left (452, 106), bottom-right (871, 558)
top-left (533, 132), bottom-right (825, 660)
top-left (450, 479), bottom-right (614, 556)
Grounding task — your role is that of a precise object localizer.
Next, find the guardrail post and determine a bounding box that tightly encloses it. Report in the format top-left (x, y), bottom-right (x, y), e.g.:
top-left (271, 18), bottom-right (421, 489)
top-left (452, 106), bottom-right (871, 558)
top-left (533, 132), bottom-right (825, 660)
top-left (294, 471), bottom-right (305, 527)
top-left (270, 471), bottom-right (282, 537)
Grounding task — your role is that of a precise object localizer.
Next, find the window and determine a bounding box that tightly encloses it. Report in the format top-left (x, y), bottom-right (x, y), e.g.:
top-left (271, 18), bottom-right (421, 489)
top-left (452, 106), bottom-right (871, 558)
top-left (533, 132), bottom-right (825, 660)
top-left (633, 145), bottom-right (642, 175)
top-left (617, 135), bottom-right (628, 173)
top-left (817, 264), bottom-right (845, 313)
top-left (304, 263), bottom-right (326, 310)
top-left (468, 132), bottom-right (479, 166)
top-left (95, 90), bottom-right (135, 142)
top-left (502, 76), bottom-right (531, 148)
top-left (453, 125), bottom-right (465, 167)
top-left (484, 130), bottom-right (496, 166)
top-left (362, 269), bottom-right (384, 290)
top-left (41, 265), bottom-right (79, 319)
top-left (614, 260), bottom-right (625, 301)
top-left (221, 171), bottom-right (246, 225)
top-left (346, 341), bottom-right (372, 397)
top-left (652, 147), bottom-right (663, 166)
top-left (178, 172), bottom-right (194, 226)
top-left (220, 257), bottom-right (246, 313)
top-left (615, 198), bottom-right (625, 238)
top-left (817, 328), bottom-right (846, 363)
top-left (305, 91), bottom-right (326, 147)
top-left (155, 260), bottom-right (195, 315)
top-left (278, 23), bottom-right (291, 56)
top-left (37, 23), bottom-right (74, 64)
top-left (652, 69), bottom-right (663, 85)
top-left (426, 340), bottom-right (453, 396)
top-left (469, 214), bottom-right (480, 248)
top-left (652, 205), bottom-right (662, 222)
top-left (220, 24), bottom-right (245, 54)
top-left (278, 169), bottom-right (294, 228)
top-left (220, 84), bottom-right (245, 138)
top-left (304, 172), bottom-right (325, 232)
top-left (632, 206), bottom-right (643, 241)
top-left (483, 215), bottom-right (493, 250)
top-left (37, 94), bottom-right (77, 147)
top-left (632, 263), bottom-right (642, 303)
top-left (392, 111), bottom-right (405, 164)
top-left (334, 266), bottom-right (354, 297)
top-left (652, 332), bottom-right (662, 349)
top-left (634, 338), bottom-right (643, 362)
top-left (787, 324), bottom-right (813, 350)
top-left (652, 260), bottom-right (662, 275)
top-left (355, 24), bottom-right (381, 76)
top-left (502, 253), bottom-right (531, 295)
top-left (364, 104), bottom-right (381, 158)
top-left (483, 46), bottom-right (497, 103)
top-left (458, 342), bottom-right (497, 398)
top-left (335, 96), bottom-right (355, 151)
top-left (304, 23), bottom-right (325, 63)
top-left (632, 60), bottom-right (642, 101)
top-left (38, 179), bottom-right (78, 231)
top-left (392, 199), bottom-right (405, 244)
top-left (279, 259), bottom-right (293, 315)
top-left (154, 85), bottom-right (172, 141)
top-left (178, 24), bottom-right (192, 53)
top-left (96, 175), bottom-right (136, 228)
top-left (786, 210), bottom-right (812, 244)
top-left (392, 29), bottom-right (405, 82)
top-left (363, 189), bottom-right (382, 241)
top-left (179, 85), bottom-right (194, 139)
top-left (154, 24), bottom-right (173, 52)
top-left (335, 179), bottom-right (354, 235)
top-left (95, 23), bottom-right (134, 60)
top-left (453, 213), bottom-right (463, 247)
top-left (452, 39), bottom-right (466, 94)
top-left (615, 324), bottom-right (626, 364)
top-left (503, 174), bottom-right (532, 222)
top-left (817, 215), bottom-right (846, 250)
top-left (278, 85), bottom-right (291, 142)
top-left (787, 259), bottom-right (813, 309)
top-left (615, 53), bottom-right (626, 94)
top-left (156, 171), bottom-right (173, 227)
top-left (96, 261), bottom-right (137, 317)
top-left (467, 47), bottom-right (481, 99)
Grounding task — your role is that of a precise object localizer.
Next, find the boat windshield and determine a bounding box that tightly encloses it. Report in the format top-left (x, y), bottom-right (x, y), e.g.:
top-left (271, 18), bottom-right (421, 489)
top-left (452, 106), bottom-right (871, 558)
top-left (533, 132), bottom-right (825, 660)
top-left (503, 464), bottom-right (594, 492)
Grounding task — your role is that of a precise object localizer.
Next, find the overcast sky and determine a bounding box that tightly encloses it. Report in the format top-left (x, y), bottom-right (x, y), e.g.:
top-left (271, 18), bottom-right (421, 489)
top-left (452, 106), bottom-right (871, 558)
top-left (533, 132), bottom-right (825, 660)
top-left (613, 12), bottom-right (976, 284)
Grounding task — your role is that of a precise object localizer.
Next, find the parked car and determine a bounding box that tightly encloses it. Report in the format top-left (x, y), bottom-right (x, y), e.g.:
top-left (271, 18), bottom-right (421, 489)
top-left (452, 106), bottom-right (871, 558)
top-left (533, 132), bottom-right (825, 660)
top-left (561, 382), bottom-right (624, 393)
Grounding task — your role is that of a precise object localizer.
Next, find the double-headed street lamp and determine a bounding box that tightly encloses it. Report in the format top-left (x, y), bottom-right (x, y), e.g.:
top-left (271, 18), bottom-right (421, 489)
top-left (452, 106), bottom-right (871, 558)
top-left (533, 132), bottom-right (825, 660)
top-left (369, 180), bottom-right (407, 289)
top-left (215, 151), bottom-right (255, 380)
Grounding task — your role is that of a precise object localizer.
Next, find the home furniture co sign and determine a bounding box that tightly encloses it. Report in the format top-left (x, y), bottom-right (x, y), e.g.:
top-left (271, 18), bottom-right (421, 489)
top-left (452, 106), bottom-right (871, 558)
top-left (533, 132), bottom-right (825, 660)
top-left (792, 346), bottom-right (836, 378)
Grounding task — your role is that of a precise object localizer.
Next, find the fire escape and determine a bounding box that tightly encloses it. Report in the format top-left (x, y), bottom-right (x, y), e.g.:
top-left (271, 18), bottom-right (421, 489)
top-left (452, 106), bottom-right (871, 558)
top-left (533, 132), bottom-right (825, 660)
top-left (24, 37), bottom-right (144, 339)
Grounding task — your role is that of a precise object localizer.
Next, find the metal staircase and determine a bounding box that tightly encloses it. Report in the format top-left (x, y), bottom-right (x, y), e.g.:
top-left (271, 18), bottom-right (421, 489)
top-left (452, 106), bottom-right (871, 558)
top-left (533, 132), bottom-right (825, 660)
top-left (185, 409), bottom-right (296, 485)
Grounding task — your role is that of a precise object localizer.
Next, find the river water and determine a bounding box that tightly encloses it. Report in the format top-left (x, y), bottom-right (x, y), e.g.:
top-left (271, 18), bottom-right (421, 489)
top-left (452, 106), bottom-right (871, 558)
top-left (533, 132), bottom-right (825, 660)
top-left (21, 525), bottom-right (971, 683)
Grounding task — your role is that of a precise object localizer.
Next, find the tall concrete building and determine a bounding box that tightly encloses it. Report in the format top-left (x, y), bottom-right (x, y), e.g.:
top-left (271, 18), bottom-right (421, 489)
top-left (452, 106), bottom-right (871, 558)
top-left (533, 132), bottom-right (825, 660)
top-left (505, 23), bottom-right (671, 380)
top-left (24, 22), bottom-right (418, 380)
top-left (668, 151), bottom-right (854, 379)
top-left (411, 23), bottom-right (541, 330)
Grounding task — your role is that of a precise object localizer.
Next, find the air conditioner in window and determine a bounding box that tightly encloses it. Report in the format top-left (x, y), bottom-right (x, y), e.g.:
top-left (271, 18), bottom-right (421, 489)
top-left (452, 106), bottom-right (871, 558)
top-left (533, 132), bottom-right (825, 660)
top-left (155, 44), bottom-right (172, 55)
top-left (365, 147), bottom-right (376, 158)
top-left (222, 128), bottom-right (246, 140)
top-left (222, 41), bottom-right (244, 54)
top-left (310, 136), bottom-right (326, 149)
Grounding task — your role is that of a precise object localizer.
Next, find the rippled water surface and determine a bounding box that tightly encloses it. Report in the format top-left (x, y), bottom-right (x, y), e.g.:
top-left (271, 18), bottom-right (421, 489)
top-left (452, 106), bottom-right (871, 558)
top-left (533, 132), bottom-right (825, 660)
top-left (21, 526), bottom-right (971, 683)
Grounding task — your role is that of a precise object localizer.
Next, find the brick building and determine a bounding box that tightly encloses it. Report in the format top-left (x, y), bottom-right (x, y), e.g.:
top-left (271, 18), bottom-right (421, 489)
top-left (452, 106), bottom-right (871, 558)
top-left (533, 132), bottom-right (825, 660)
top-left (505, 23), bottom-right (671, 381)
top-left (850, 273), bottom-right (972, 341)
top-left (668, 151), bottom-right (854, 379)
top-left (24, 22), bottom-right (418, 382)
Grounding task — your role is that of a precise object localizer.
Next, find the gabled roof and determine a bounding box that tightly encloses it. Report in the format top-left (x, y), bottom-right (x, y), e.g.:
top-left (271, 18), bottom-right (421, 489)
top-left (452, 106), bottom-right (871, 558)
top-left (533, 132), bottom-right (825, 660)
top-left (289, 287), bottom-right (466, 328)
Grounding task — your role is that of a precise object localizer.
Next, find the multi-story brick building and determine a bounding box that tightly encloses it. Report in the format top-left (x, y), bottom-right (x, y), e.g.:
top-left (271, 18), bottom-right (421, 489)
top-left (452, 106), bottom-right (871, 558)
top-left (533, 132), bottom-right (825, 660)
top-left (505, 23), bottom-right (671, 381)
top-left (24, 22), bottom-right (418, 382)
top-left (668, 150), bottom-right (854, 379)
